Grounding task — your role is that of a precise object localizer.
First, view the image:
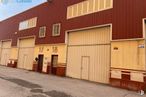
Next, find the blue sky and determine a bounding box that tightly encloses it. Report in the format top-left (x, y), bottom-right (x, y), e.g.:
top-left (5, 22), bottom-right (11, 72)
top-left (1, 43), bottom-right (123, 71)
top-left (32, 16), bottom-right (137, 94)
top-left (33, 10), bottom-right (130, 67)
top-left (0, 0), bottom-right (47, 21)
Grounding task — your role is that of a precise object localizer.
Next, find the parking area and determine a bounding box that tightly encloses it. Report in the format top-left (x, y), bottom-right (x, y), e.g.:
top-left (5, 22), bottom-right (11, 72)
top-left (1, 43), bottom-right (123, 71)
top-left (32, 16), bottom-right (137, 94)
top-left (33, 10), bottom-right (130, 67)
top-left (0, 65), bottom-right (145, 97)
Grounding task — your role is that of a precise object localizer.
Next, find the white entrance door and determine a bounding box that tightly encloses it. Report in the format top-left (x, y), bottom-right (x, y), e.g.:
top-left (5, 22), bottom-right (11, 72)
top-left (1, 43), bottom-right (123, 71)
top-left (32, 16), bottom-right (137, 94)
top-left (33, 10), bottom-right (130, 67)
top-left (81, 56), bottom-right (90, 80)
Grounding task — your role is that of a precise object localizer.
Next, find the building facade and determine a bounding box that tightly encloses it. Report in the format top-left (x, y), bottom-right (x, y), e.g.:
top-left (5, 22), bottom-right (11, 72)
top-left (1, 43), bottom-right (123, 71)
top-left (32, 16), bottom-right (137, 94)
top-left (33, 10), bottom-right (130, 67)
top-left (0, 0), bottom-right (146, 91)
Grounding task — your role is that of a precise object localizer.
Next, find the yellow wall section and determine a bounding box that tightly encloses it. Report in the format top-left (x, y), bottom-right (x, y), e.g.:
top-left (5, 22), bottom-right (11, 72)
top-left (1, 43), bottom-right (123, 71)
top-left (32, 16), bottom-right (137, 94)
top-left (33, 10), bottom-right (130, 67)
top-left (111, 40), bottom-right (145, 70)
top-left (34, 44), bottom-right (66, 72)
top-left (10, 47), bottom-right (18, 60)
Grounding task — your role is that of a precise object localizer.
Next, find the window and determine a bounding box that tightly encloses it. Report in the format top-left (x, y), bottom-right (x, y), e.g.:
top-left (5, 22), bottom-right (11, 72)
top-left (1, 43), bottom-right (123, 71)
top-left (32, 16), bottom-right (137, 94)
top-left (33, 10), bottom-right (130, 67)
top-left (39, 26), bottom-right (46, 38)
top-left (78, 2), bottom-right (83, 16)
top-left (94, 0), bottom-right (99, 11)
top-left (82, 1), bottom-right (88, 14)
top-left (67, 6), bottom-right (73, 18)
top-left (88, 0), bottom-right (94, 13)
top-left (19, 17), bottom-right (37, 31)
top-left (52, 23), bottom-right (61, 36)
top-left (67, 0), bottom-right (113, 19)
top-left (19, 21), bottom-right (28, 30)
top-left (28, 17), bottom-right (37, 28)
top-left (99, 0), bottom-right (105, 10)
top-left (105, 0), bottom-right (113, 8)
top-left (73, 4), bottom-right (78, 17)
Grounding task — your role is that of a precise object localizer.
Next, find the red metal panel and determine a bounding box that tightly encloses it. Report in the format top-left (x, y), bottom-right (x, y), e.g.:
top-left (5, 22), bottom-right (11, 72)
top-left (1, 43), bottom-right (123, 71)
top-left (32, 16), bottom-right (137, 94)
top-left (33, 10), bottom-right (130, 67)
top-left (112, 0), bottom-right (146, 39)
top-left (0, 1), bottom-right (68, 46)
top-left (0, 0), bottom-right (146, 46)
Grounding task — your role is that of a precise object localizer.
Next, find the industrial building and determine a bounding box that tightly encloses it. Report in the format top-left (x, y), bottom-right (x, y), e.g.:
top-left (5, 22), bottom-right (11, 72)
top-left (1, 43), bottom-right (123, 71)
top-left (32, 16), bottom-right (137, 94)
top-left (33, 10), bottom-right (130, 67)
top-left (0, 0), bottom-right (146, 91)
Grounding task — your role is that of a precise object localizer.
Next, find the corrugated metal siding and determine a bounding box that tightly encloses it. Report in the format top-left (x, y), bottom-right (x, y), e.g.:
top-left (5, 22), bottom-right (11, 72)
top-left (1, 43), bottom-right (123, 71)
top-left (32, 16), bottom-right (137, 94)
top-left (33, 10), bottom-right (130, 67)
top-left (67, 26), bottom-right (111, 83)
top-left (17, 38), bottom-right (34, 70)
top-left (1, 41), bottom-right (11, 48)
top-left (111, 40), bottom-right (145, 70)
top-left (19, 38), bottom-right (35, 48)
top-left (0, 49), bottom-right (11, 65)
top-left (18, 48), bottom-right (34, 70)
top-left (10, 48), bottom-right (18, 60)
top-left (0, 1), bottom-right (69, 46)
top-left (112, 0), bottom-right (146, 39)
top-left (68, 27), bottom-right (110, 45)
top-left (0, 41), bottom-right (11, 65)
top-left (0, 0), bottom-right (146, 46)
top-left (67, 45), bottom-right (110, 83)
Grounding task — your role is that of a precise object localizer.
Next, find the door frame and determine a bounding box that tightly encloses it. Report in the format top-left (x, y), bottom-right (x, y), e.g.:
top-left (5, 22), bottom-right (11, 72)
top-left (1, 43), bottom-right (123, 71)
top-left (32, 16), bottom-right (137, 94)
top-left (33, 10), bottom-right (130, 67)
top-left (51, 55), bottom-right (58, 74)
top-left (65, 23), bottom-right (111, 82)
top-left (17, 37), bottom-right (35, 70)
top-left (66, 24), bottom-right (112, 77)
top-left (80, 56), bottom-right (90, 80)
top-left (0, 40), bottom-right (12, 66)
top-left (37, 54), bottom-right (44, 72)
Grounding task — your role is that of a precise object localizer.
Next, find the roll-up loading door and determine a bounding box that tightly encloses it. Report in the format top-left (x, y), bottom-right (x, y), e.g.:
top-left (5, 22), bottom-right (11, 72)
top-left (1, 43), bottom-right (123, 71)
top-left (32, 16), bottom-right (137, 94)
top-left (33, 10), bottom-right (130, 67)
top-left (67, 26), bottom-right (111, 84)
top-left (17, 38), bottom-right (35, 70)
top-left (0, 41), bottom-right (11, 66)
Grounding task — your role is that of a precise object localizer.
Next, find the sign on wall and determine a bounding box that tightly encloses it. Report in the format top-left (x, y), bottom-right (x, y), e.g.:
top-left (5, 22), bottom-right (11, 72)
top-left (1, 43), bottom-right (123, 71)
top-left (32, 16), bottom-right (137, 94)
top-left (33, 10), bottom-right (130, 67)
top-left (52, 46), bottom-right (58, 53)
top-left (138, 44), bottom-right (145, 48)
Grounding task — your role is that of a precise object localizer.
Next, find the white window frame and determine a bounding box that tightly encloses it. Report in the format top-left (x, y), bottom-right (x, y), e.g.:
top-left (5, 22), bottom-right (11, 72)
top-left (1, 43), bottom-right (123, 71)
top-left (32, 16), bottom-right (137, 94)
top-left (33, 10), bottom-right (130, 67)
top-left (19, 21), bottom-right (28, 30)
top-left (52, 23), bottom-right (61, 36)
top-left (19, 17), bottom-right (37, 31)
top-left (67, 0), bottom-right (113, 19)
top-left (39, 26), bottom-right (46, 38)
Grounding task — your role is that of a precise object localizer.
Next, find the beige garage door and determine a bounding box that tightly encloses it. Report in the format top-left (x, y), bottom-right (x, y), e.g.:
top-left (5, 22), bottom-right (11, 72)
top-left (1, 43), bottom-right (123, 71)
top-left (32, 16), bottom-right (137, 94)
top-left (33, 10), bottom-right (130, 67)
top-left (67, 26), bottom-right (111, 84)
top-left (0, 41), bottom-right (11, 66)
top-left (17, 38), bottom-right (35, 70)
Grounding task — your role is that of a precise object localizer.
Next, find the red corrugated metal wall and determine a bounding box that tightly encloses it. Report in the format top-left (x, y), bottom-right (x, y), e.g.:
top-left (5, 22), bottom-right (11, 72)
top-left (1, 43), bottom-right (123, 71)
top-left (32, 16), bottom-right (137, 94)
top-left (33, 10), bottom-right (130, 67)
top-left (112, 0), bottom-right (146, 39)
top-left (0, 0), bottom-right (146, 46)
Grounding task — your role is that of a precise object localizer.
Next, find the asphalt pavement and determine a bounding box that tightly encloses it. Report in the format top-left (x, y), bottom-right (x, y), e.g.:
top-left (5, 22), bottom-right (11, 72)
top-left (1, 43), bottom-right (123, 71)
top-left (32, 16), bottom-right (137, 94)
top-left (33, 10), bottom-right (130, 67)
top-left (0, 65), bottom-right (145, 97)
